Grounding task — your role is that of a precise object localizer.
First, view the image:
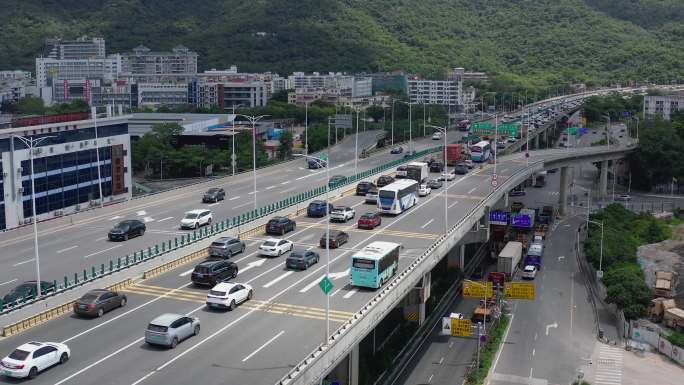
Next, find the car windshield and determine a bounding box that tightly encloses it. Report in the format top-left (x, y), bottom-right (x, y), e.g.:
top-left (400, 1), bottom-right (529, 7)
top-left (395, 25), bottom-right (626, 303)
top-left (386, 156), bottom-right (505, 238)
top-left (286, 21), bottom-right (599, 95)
top-left (209, 290), bottom-right (226, 296)
top-left (262, 241), bottom-right (276, 247)
top-left (207, 189), bottom-right (219, 194)
top-left (79, 293), bottom-right (99, 303)
top-left (8, 349), bottom-right (30, 361)
top-left (211, 241), bottom-right (227, 247)
top-left (147, 324), bottom-right (168, 333)
top-left (184, 213), bottom-right (198, 219)
top-left (114, 223), bottom-right (130, 230)
top-left (290, 252), bottom-right (306, 260)
top-left (194, 266), bottom-right (212, 274)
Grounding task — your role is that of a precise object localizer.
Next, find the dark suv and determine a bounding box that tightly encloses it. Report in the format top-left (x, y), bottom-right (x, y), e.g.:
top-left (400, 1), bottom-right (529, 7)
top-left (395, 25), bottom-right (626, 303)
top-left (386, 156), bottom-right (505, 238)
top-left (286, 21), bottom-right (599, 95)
top-left (191, 259), bottom-right (238, 286)
top-left (319, 230), bottom-right (349, 249)
top-left (266, 216), bottom-right (296, 235)
top-left (203, 188), bottom-right (225, 203)
top-left (356, 181), bottom-right (376, 196)
top-left (376, 175), bottom-right (395, 187)
top-left (209, 236), bottom-right (246, 258)
top-left (430, 161), bottom-right (444, 172)
top-left (307, 200), bottom-right (332, 217)
top-left (108, 219), bottom-right (146, 241)
top-left (286, 250), bottom-right (320, 270)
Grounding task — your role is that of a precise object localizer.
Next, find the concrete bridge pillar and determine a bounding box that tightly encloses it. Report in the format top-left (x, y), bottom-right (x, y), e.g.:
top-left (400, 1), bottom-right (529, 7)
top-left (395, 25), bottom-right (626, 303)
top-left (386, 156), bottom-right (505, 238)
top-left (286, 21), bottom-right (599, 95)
top-left (324, 343), bottom-right (359, 385)
top-left (559, 166), bottom-right (568, 216)
top-left (402, 271), bottom-right (431, 325)
top-left (600, 160), bottom-right (608, 199)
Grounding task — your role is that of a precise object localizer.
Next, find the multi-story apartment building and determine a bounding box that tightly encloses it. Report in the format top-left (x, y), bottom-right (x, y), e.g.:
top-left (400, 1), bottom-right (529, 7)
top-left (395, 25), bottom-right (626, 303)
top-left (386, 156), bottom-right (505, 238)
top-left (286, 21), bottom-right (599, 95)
top-left (643, 95), bottom-right (684, 120)
top-left (288, 72), bottom-right (372, 98)
top-left (189, 79), bottom-right (269, 110)
top-left (407, 67), bottom-right (464, 107)
top-left (137, 83), bottom-right (189, 107)
top-left (0, 114), bottom-right (132, 230)
top-left (44, 36), bottom-right (106, 60)
top-left (121, 45), bottom-right (198, 84)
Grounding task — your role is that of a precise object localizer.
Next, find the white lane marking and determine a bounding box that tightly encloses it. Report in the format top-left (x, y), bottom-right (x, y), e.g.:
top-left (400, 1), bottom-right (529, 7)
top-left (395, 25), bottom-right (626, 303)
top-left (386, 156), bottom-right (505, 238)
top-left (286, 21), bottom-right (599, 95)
top-left (143, 216), bottom-right (155, 223)
top-left (265, 185), bottom-right (276, 190)
top-left (490, 313), bottom-right (514, 375)
top-left (545, 322), bottom-right (558, 336)
top-left (136, 210), bottom-right (147, 216)
top-left (229, 196), bottom-right (240, 201)
top-left (262, 271), bottom-right (294, 288)
top-left (281, 181), bottom-right (290, 185)
top-left (467, 187), bottom-right (477, 194)
top-left (109, 215), bottom-right (122, 221)
top-left (295, 164), bottom-right (345, 180)
top-left (179, 268), bottom-right (194, 277)
top-left (208, 202), bottom-right (221, 207)
top-left (56, 245), bottom-right (79, 254)
top-left (330, 288), bottom-right (343, 297)
top-left (532, 348), bottom-right (535, 356)
top-left (157, 217), bottom-right (174, 223)
top-left (427, 374), bottom-right (434, 383)
top-left (82, 245), bottom-right (122, 259)
top-left (248, 241), bottom-right (260, 247)
top-left (421, 219), bottom-right (434, 229)
top-left (282, 187), bottom-right (297, 193)
top-left (247, 191), bottom-right (259, 195)
top-left (343, 288), bottom-right (358, 299)
top-left (241, 330), bottom-right (285, 362)
top-left (13, 258), bottom-right (34, 267)
top-left (233, 202), bottom-right (251, 209)
top-left (0, 279), bottom-right (18, 286)
top-left (300, 274), bottom-right (326, 293)
top-left (448, 201), bottom-right (459, 209)
top-left (96, 236), bottom-right (108, 241)
top-left (438, 357), bottom-right (444, 365)
top-left (239, 259), bottom-right (267, 275)
top-left (448, 341), bottom-right (453, 348)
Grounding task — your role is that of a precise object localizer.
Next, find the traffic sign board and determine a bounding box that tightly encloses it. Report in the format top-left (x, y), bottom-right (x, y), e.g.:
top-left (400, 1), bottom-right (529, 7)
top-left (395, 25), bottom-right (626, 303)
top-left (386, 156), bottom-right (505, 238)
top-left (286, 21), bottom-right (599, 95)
top-left (491, 174), bottom-right (498, 181)
top-left (319, 276), bottom-right (334, 295)
top-left (463, 281), bottom-right (494, 299)
top-left (451, 318), bottom-right (472, 337)
top-left (491, 179), bottom-right (498, 187)
top-left (504, 282), bottom-right (535, 300)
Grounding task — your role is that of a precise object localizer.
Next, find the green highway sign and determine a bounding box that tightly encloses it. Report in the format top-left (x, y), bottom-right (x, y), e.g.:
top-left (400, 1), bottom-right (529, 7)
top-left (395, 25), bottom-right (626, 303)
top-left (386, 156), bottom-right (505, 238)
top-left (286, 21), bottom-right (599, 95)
top-left (319, 276), bottom-right (334, 295)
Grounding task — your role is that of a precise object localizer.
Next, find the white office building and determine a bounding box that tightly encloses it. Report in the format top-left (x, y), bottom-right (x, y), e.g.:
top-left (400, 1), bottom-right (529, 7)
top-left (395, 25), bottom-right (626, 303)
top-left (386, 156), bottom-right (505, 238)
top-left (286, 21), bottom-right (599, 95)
top-left (407, 67), bottom-right (464, 107)
top-left (643, 95), bottom-right (684, 120)
top-left (45, 36), bottom-right (106, 60)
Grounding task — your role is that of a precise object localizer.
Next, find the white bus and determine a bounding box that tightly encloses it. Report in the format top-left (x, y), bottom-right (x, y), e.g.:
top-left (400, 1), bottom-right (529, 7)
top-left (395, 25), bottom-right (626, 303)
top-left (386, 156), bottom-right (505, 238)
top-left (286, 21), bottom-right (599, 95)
top-left (377, 179), bottom-right (419, 215)
top-left (470, 141), bottom-right (491, 162)
top-left (351, 241), bottom-right (401, 289)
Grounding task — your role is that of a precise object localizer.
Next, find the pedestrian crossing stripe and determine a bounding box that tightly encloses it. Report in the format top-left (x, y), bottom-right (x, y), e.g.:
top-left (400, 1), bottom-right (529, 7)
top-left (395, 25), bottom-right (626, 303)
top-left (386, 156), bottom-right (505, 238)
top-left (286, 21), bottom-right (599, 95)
top-left (121, 283), bottom-right (354, 323)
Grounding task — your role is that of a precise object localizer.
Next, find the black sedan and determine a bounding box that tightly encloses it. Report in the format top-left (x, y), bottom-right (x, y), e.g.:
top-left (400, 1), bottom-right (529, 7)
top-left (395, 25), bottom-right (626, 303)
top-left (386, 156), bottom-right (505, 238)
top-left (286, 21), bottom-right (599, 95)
top-left (203, 188), bottom-right (226, 203)
top-left (390, 146), bottom-right (404, 154)
top-left (2, 281), bottom-right (56, 304)
top-left (108, 219), bottom-right (146, 241)
top-left (73, 289), bottom-right (127, 317)
top-left (319, 230), bottom-right (349, 249)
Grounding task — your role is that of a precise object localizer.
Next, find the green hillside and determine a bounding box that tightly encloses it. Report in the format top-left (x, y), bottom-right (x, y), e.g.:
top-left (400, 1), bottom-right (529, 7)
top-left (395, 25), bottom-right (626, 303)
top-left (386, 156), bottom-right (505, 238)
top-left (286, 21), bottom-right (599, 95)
top-left (2, 0), bottom-right (683, 88)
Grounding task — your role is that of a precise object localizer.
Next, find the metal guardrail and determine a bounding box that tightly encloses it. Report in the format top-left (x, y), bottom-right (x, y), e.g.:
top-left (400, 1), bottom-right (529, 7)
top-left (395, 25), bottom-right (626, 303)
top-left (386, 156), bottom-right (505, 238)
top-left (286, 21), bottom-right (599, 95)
top-left (0, 146), bottom-right (443, 318)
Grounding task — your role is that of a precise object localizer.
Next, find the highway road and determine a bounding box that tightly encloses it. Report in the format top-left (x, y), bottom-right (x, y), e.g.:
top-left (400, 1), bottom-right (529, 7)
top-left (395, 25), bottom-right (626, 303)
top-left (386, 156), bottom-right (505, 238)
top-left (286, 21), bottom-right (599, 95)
top-left (0, 136), bottom-right (627, 385)
top-left (0, 130), bottom-right (442, 290)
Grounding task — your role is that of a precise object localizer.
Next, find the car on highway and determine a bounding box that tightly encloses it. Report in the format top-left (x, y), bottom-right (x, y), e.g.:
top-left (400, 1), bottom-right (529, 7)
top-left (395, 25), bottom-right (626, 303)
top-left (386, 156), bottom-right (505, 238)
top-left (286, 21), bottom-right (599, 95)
top-left (1, 341), bottom-right (70, 379)
top-left (454, 163), bottom-right (468, 175)
top-left (496, 141), bottom-right (506, 149)
top-left (376, 175), bottom-right (395, 187)
top-left (145, 313), bottom-right (200, 349)
top-left (508, 188), bottom-right (526, 196)
top-left (286, 250), bottom-right (320, 270)
top-left (191, 259), bottom-right (238, 286)
top-left (320, 230), bottom-right (349, 249)
top-left (357, 212), bottom-right (382, 229)
top-left (328, 175), bottom-right (347, 187)
top-left (615, 194), bottom-right (631, 202)
top-left (507, 137), bottom-right (517, 143)
top-left (427, 179), bottom-right (443, 189)
top-left (266, 216), bottom-right (296, 235)
top-left (429, 161), bottom-right (444, 172)
top-left (206, 282), bottom-right (253, 311)
top-left (2, 281), bottom-right (55, 305)
top-left (365, 186), bottom-right (379, 204)
top-left (202, 187), bottom-right (225, 203)
top-left (418, 184), bottom-right (431, 196)
top-left (108, 219), bottom-right (146, 241)
top-left (432, 132), bottom-right (443, 140)
top-left (307, 200), bottom-right (333, 217)
top-left (73, 289), bottom-right (127, 317)
top-left (464, 159), bottom-right (474, 169)
top-left (258, 238), bottom-right (294, 257)
top-left (422, 157), bottom-right (436, 166)
top-left (522, 265), bottom-right (537, 280)
top-left (180, 209), bottom-right (212, 229)
top-left (355, 181), bottom-right (376, 196)
top-left (396, 165), bottom-right (408, 178)
top-left (208, 236), bottom-right (246, 258)
top-left (439, 171), bottom-right (456, 181)
top-left (390, 146), bottom-right (404, 154)
top-left (330, 206), bottom-right (355, 222)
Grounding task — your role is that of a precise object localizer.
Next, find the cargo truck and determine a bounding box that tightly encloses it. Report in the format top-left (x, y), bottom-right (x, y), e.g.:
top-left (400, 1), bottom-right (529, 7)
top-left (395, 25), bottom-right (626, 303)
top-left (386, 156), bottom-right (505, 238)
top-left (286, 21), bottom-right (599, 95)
top-left (497, 241), bottom-right (523, 280)
top-left (406, 162), bottom-right (429, 183)
top-left (445, 144), bottom-right (465, 166)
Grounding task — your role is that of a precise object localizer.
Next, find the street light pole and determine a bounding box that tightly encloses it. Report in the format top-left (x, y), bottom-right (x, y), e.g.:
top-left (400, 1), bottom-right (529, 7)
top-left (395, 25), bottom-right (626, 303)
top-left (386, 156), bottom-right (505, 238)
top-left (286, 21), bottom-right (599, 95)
top-left (391, 99), bottom-right (396, 146)
top-left (236, 114), bottom-right (270, 210)
top-left (91, 107), bottom-right (104, 208)
top-left (305, 102), bottom-right (309, 155)
top-left (355, 107), bottom-right (359, 176)
top-left (14, 135), bottom-right (55, 299)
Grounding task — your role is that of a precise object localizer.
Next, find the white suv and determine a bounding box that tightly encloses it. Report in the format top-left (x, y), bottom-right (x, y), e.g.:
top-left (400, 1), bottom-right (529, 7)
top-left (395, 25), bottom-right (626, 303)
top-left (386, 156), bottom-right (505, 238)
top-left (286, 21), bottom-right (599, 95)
top-left (180, 209), bottom-right (213, 229)
top-left (206, 282), bottom-right (253, 310)
top-left (330, 206), bottom-right (355, 222)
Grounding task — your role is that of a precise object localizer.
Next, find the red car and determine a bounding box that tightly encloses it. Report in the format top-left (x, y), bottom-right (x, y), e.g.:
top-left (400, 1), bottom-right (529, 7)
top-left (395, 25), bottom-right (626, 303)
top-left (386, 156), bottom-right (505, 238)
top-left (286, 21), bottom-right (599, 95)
top-left (357, 212), bottom-right (382, 229)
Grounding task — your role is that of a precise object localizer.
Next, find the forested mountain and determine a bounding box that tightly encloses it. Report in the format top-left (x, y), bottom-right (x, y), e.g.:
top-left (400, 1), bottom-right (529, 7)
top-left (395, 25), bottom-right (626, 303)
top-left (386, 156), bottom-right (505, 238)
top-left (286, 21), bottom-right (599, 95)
top-left (2, 0), bottom-right (683, 89)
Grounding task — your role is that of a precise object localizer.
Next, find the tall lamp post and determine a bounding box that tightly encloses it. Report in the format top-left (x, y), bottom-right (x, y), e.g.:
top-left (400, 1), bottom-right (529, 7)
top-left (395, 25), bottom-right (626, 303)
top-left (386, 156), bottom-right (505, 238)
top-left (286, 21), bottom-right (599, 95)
top-left (230, 104), bottom-right (245, 176)
top-left (13, 134), bottom-right (56, 299)
top-left (426, 124), bottom-right (449, 235)
top-left (91, 107), bottom-right (104, 208)
top-left (397, 101), bottom-right (413, 153)
top-left (603, 114), bottom-right (611, 150)
top-left (236, 114), bottom-right (270, 210)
